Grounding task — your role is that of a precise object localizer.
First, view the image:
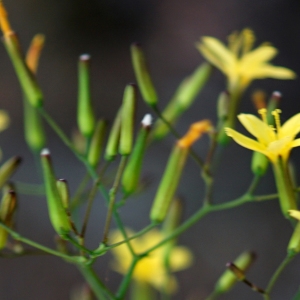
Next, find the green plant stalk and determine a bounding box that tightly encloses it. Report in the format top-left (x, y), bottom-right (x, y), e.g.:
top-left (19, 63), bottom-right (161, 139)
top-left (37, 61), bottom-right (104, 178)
top-left (78, 264), bottom-right (115, 300)
top-left (263, 253), bottom-right (296, 300)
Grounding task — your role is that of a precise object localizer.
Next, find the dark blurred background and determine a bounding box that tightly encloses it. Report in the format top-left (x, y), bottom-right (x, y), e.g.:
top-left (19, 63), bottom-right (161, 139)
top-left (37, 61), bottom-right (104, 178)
top-left (1, 0), bottom-right (300, 299)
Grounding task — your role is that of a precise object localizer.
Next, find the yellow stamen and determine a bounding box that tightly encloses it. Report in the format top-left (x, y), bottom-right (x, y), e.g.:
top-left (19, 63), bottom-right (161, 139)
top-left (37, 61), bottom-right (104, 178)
top-left (258, 108), bottom-right (267, 123)
top-left (26, 34), bottom-right (45, 73)
top-left (177, 120), bottom-right (212, 148)
top-left (0, 1), bottom-right (12, 36)
top-left (272, 109), bottom-right (282, 133)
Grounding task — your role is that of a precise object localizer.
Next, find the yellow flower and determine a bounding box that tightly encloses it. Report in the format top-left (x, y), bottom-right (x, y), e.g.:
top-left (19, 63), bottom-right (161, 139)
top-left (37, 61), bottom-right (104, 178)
top-left (110, 228), bottom-right (193, 293)
top-left (0, 110), bottom-right (9, 132)
top-left (288, 210), bottom-right (300, 221)
top-left (225, 109), bottom-right (300, 164)
top-left (196, 28), bottom-right (296, 90)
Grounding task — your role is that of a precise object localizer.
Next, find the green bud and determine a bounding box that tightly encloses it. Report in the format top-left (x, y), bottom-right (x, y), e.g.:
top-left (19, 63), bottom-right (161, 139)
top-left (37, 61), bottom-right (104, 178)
top-left (0, 188), bottom-right (17, 249)
top-left (105, 108), bottom-right (122, 161)
top-left (0, 156), bottom-right (22, 189)
top-left (56, 179), bottom-right (70, 210)
top-left (288, 221), bottom-right (300, 255)
top-left (3, 32), bottom-right (43, 107)
top-left (122, 114), bottom-right (152, 196)
top-left (40, 149), bottom-right (71, 237)
top-left (77, 54), bottom-right (96, 138)
top-left (217, 91), bottom-right (230, 121)
top-left (87, 119), bottom-right (107, 168)
top-left (24, 98), bottom-right (46, 152)
top-left (152, 63), bottom-right (212, 140)
top-left (162, 198), bottom-right (183, 235)
top-left (119, 84), bottom-right (136, 156)
top-left (131, 43), bottom-right (158, 107)
top-left (215, 251), bottom-right (256, 294)
top-left (150, 144), bottom-right (189, 223)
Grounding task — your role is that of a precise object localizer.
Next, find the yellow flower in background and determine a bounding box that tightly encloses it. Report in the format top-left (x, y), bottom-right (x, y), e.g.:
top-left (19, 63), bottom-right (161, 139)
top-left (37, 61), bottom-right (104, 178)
top-left (196, 28), bottom-right (296, 90)
top-left (225, 109), bottom-right (300, 164)
top-left (0, 110), bottom-right (9, 132)
top-left (110, 228), bottom-right (193, 293)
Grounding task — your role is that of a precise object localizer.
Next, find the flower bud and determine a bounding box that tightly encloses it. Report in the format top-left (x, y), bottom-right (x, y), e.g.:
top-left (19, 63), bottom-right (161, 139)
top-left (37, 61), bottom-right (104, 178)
top-left (122, 114), bottom-right (152, 196)
top-left (0, 156), bottom-right (22, 189)
top-left (0, 187), bottom-right (17, 249)
top-left (152, 63), bottom-right (212, 140)
top-left (56, 179), bottom-right (70, 210)
top-left (0, 3), bottom-right (43, 107)
top-left (214, 251), bottom-right (256, 294)
top-left (131, 43), bottom-right (158, 107)
top-left (77, 54), bottom-right (95, 138)
top-left (288, 221), bottom-right (300, 255)
top-left (251, 90), bottom-right (267, 110)
top-left (105, 108), bottom-right (122, 161)
top-left (119, 84), bottom-right (136, 156)
top-left (87, 119), bottom-right (107, 168)
top-left (217, 91), bottom-right (230, 121)
top-left (40, 149), bottom-right (71, 237)
top-left (150, 120), bottom-right (212, 223)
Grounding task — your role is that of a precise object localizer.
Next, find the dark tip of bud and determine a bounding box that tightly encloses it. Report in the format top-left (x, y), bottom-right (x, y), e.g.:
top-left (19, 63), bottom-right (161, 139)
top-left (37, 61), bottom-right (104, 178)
top-left (8, 190), bottom-right (15, 196)
top-left (132, 42), bottom-right (141, 47)
top-left (226, 262), bottom-right (232, 268)
top-left (80, 54), bottom-right (91, 61)
top-left (58, 178), bottom-right (67, 183)
top-left (14, 156), bottom-right (22, 165)
top-left (128, 82), bottom-right (137, 88)
top-left (141, 114), bottom-right (152, 128)
top-left (223, 90), bottom-right (230, 96)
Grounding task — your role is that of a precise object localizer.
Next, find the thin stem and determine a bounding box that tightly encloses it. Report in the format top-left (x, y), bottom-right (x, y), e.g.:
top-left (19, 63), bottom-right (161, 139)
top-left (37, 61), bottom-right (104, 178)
top-left (263, 253), bottom-right (295, 299)
top-left (78, 264), bottom-right (115, 300)
top-left (102, 156), bottom-right (128, 244)
top-left (116, 256), bottom-right (140, 299)
top-left (70, 172), bottom-right (91, 210)
top-left (0, 222), bottom-right (79, 262)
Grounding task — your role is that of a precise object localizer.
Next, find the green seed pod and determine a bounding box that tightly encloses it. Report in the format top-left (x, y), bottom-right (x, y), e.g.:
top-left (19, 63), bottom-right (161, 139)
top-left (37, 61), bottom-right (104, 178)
top-left (214, 251), bottom-right (256, 294)
top-left (77, 54), bottom-right (96, 138)
top-left (150, 145), bottom-right (189, 223)
top-left (119, 84), bottom-right (136, 156)
top-left (152, 63), bottom-right (212, 140)
top-left (40, 149), bottom-right (71, 237)
top-left (217, 91), bottom-right (230, 121)
top-left (56, 179), bottom-right (70, 210)
top-left (131, 43), bottom-right (158, 107)
top-left (105, 108), bottom-right (122, 161)
top-left (3, 32), bottom-right (43, 107)
top-left (87, 119), bottom-right (107, 168)
top-left (0, 156), bottom-right (22, 190)
top-left (122, 114), bottom-right (152, 196)
top-left (24, 98), bottom-right (46, 152)
top-left (288, 221), bottom-right (300, 255)
top-left (0, 188), bottom-right (17, 249)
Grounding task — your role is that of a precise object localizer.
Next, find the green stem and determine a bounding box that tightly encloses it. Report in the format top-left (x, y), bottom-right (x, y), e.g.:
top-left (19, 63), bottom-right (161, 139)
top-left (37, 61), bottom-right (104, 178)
top-left (116, 256), bottom-right (140, 299)
top-left (78, 264), bottom-right (115, 300)
top-left (0, 222), bottom-right (79, 262)
top-left (263, 253), bottom-right (295, 300)
top-left (102, 156), bottom-right (128, 244)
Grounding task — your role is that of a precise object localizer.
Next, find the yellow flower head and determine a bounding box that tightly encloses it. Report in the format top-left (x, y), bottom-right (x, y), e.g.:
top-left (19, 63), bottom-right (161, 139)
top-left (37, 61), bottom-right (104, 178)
top-left (225, 109), bottom-right (300, 164)
top-left (196, 28), bottom-right (296, 90)
top-left (110, 228), bottom-right (193, 293)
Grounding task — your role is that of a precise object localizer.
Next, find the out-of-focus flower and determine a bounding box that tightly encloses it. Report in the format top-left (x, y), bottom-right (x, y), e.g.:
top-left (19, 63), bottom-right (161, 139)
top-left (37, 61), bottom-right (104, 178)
top-left (110, 228), bottom-right (193, 293)
top-left (196, 28), bottom-right (296, 91)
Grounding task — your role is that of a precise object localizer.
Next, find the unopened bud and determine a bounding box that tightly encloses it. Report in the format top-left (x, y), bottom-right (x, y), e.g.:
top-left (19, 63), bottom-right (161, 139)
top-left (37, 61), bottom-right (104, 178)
top-left (77, 54), bottom-right (95, 137)
top-left (251, 90), bottom-right (267, 110)
top-left (122, 114), bottom-right (152, 195)
top-left (119, 84), bottom-right (136, 156)
top-left (56, 179), bottom-right (70, 210)
top-left (288, 221), bottom-right (300, 255)
top-left (40, 149), bottom-right (71, 237)
top-left (0, 156), bottom-right (21, 189)
top-left (105, 108), bottom-right (122, 161)
top-left (131, 43), bottom-right (158, 107)
top-left (217, 91), bottom-right (230, 121)
top-left (215, 251), bottom-right (256, 294)
top-left (87, 119), bottom-right (107, 168)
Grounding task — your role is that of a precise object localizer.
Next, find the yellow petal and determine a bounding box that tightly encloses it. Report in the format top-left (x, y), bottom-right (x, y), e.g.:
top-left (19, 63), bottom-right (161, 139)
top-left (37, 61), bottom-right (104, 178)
top-left (237, 114), bottom-right (275, 144)
top-left (288, 210), bottom-right (300, 221)
top-left (291, 138), bottom-right (300, 148)
top-left (244, 64), bottom-right (296, 80)
top-left (0, 110), bottom-right (9, 131)
top-left (169, 246), bottom-right (193, 271)
top-left (197, 37), bottom-right (235, 73)
top-left (280, 113), bottom-right (300, 139)
top-left (241, 45), bottom-right (277, 66)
